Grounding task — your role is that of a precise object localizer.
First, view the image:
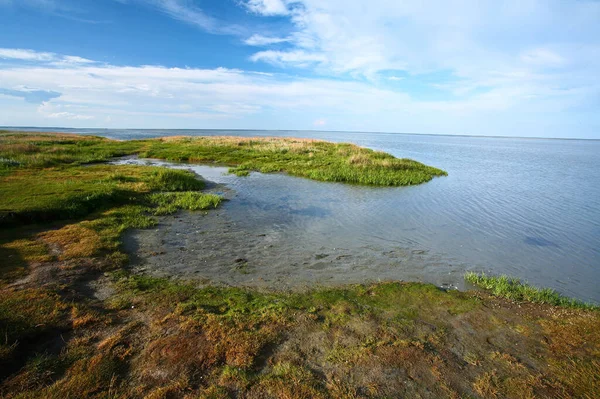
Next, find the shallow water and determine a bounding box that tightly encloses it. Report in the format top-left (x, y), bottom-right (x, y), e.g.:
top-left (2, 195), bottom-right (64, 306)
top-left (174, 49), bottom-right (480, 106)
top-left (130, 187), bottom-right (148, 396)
top-left (117, 159), bottom-right (467, 291)
top-left (12, 127), bottom-right (600, 302)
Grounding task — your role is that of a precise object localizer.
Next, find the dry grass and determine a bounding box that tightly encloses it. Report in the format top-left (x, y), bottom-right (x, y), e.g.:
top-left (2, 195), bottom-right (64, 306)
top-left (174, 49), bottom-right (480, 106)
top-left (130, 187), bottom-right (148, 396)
top-left (40, 224), bottom-right (102, 260)
top-left (0, 143), bottom-right (40, 154)
top-left (2, 274), bottom-right (600, 398)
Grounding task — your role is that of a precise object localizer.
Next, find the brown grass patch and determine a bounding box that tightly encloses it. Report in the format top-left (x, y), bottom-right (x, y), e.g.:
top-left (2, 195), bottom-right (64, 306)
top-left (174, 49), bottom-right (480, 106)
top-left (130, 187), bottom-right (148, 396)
top-left (0, 143), bottom-right (40, 153)
top-left (138, 331), bottom-right (218, 384)
top-left (248, 362), bottom-right (327, 399)
top-left (39, 224), bottom-right (102, 260)
top-left (0, 132), bottom-right (97, 143)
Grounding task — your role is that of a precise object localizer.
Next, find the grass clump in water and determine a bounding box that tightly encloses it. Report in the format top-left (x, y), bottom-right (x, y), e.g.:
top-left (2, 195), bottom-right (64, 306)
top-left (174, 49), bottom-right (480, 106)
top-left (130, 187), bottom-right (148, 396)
top-left (148, 192), bottom-right (222, 215)
top-left (465, 272), bottom-right (598, 310)
top-left (147, 168), bottom-right (205, 191)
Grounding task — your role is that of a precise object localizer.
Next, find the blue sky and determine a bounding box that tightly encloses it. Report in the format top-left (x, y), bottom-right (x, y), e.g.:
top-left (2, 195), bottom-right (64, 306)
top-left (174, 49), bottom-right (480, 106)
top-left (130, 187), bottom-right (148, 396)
top-left (0, 0), bottom-right (599, 138)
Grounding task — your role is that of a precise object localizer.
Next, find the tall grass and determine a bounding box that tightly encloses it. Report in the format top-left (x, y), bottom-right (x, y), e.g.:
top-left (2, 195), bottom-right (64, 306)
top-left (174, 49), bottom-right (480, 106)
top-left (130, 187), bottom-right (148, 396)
top-left (465, 272), bottom-right (597, 310)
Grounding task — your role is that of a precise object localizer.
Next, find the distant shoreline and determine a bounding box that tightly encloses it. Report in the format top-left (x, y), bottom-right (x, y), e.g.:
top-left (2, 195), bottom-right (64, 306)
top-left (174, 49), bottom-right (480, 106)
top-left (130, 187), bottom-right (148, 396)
top-left (2, 126), bottom-right (599, 142)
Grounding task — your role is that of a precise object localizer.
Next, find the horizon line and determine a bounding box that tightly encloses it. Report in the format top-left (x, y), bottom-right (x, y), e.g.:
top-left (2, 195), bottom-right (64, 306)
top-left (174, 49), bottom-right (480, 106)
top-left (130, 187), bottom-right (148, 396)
top-left (1, 125), bottom-right (599, 142)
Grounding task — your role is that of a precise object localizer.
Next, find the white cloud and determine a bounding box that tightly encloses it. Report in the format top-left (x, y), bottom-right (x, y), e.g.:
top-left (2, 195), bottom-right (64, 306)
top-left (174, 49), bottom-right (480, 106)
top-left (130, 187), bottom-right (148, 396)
top-left (244, 34), bottom-right (290, 46)
top-left (151, 0), bottom-right (217, 31)
top-left (47, 112), bottom-right (95, 120)
top-left (61, 55), bottom-right (95, 64)
top-left (0, 48), bottom-right (97, 66)
top-left (248, 0), bottom-right (600, 90)
top-left (38, 103), bottom-right (95, 120)
top-left (244, 0), bottom-right (288, 16)
top-left (0, 48), bottom-right (55, 61)
top-left (250, 50), bottom-right (327, 66)
top-left (0, 47), bottom-right (598, 137)
top-left (127, 0), bottom-right (244, 35)
top-left (521, 49), bottom-right (566, 67)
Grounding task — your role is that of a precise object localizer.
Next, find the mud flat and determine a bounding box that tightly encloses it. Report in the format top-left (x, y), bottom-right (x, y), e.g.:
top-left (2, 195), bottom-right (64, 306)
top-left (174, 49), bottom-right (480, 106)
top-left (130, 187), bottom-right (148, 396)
top-left (123, 207), bottom-right (463, 290)
top-left (116, 158), bottom-right (465, 291)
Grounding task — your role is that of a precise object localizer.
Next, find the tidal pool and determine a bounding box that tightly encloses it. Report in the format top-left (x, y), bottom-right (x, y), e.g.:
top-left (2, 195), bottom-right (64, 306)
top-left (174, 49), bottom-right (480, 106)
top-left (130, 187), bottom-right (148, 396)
top-left (117, 159), bottom-right (465, 291)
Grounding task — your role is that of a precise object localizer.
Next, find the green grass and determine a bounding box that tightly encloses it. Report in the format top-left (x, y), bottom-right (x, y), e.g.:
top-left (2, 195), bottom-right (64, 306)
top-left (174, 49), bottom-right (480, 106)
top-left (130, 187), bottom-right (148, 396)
top-left (0, 132), bottom-right (141, 170)
top-left (1, 132), bottom-right (447, 186)
top-left (141, 136), bottom-right (448, 186)
top-left (465, 272), bottom-right (598, 310)
top-left (0, 165), bottom-right (214, 226)
top-left (148, 192), bottom-right (222, 215)
top-left (147, 168), bottom-right (205, 191)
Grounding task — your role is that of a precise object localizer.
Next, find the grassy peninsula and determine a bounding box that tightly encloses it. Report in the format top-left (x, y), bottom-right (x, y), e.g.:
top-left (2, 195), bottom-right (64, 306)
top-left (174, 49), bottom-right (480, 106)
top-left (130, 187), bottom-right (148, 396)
top-left (0, 132), bottom-right (599, 398)
top-left (0, 132), bottom-right (447, 187)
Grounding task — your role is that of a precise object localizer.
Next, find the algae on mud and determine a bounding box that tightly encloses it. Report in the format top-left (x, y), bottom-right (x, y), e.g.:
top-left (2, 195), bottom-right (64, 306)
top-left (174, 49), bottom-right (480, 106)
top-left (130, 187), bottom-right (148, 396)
top-left (0, 131), bottom-right (599, 398)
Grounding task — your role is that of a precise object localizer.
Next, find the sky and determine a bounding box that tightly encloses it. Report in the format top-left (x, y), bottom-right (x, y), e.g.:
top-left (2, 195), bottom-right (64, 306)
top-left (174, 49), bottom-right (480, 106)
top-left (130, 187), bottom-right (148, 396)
top-left (0, 0), bottom-right (599, 138)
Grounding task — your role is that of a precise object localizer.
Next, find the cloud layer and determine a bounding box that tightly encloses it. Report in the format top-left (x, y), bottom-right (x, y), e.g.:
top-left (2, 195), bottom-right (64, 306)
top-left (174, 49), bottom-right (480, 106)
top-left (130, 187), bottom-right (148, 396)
top-left (0, 0), bottom-right (599, 137)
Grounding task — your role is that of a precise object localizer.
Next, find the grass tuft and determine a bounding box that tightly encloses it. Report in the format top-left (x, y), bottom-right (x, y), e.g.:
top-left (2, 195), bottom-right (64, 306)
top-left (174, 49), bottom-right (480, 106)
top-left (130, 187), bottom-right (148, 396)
top-left (148, 192), bottom-right (222, 215)
top-left (147, 168), bottom-right (204, 191)
top-left (465, 272), bottom-right (598, 310)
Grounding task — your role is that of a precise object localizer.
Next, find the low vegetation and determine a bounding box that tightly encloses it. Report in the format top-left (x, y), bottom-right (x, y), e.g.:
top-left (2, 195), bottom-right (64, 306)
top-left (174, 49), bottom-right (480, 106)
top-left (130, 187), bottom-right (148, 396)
top-left (465, 272), bottom-right (597, 310)
top-left (141, 136), bottom-right (448, 185)
top-left (0, 131), bottom-right (447, 186)
top-left (0, 131), bottom-right (598, 398)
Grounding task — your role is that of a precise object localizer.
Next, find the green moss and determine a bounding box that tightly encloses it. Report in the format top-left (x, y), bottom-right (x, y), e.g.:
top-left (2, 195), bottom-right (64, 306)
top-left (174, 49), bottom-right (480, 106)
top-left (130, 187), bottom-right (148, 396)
top-left (465, 272), bottom-right (598, 310)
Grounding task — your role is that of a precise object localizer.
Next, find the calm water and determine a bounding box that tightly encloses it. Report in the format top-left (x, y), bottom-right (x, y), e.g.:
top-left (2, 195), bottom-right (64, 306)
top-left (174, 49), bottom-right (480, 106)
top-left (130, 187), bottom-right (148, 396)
top-left (9, 128), bottom-right (600, 302)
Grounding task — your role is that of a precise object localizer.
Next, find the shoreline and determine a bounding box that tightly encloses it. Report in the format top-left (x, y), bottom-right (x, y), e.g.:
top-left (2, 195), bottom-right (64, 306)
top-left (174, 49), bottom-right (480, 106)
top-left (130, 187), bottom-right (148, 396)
top-left (4, 126), bottom-right (600, 142)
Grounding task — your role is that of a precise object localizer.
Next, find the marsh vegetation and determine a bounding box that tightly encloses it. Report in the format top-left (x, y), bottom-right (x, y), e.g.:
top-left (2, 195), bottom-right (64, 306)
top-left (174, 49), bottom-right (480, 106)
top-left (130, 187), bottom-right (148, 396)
top-left (0, 131), bottom-right (447, 187)
top-left (0, 132), bottom-right (598, 398)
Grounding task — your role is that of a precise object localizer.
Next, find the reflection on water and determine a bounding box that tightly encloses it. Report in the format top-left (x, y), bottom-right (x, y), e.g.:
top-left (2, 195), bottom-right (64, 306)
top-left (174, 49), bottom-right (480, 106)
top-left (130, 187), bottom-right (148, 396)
top-left (21, 127), bottom-right (598, 303)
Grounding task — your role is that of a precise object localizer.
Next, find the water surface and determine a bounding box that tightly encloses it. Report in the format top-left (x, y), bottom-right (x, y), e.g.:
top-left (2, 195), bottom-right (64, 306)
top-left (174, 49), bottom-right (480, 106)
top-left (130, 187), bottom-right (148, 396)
top-left (9, 127), bottom-right (600, 302)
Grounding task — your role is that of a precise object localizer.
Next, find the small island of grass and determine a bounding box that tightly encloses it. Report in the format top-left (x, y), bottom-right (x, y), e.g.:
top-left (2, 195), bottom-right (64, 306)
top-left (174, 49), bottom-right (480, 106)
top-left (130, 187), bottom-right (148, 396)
top-left (0, 131), bottom-right (598, 399)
